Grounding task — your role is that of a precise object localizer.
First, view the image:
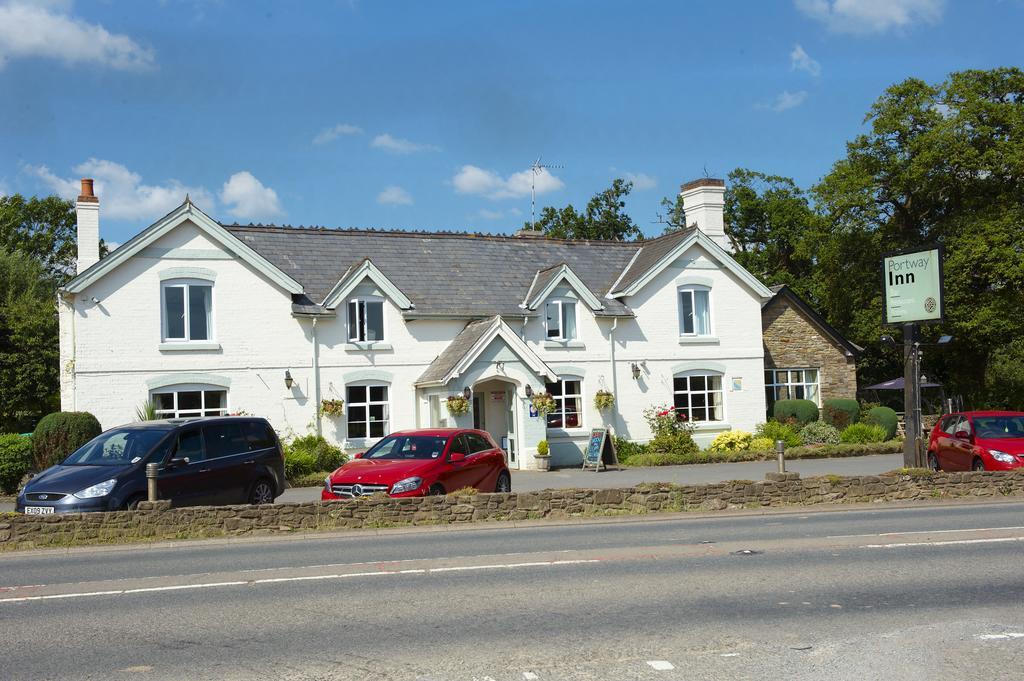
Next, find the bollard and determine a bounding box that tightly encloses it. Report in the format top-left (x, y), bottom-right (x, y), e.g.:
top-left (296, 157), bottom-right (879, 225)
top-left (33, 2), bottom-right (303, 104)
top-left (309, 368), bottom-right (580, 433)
top-left (145, 462), bottom-right (159, 502)
top-left (775, 439), bottom-right (786, 474)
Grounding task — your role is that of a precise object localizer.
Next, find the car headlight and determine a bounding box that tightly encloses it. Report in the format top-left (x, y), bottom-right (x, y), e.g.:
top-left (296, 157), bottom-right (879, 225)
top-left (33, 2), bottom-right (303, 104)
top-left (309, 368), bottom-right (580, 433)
top-left (324, 475), bottom-right (334, 494)
top-left (73, 478), bottom-right (117, 499)
top-left (990, 450), bottom-right (1015, 463)
top-left (391, 476), bottom-right (422, 495)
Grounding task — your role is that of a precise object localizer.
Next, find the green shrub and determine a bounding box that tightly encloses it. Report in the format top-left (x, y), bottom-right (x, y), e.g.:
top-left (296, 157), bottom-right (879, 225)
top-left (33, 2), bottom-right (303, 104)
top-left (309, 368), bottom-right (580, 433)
top-left (287, 434), bottom-right (347, 472)
top-left (536, 439), bottom-right (549, 456)
top-left (31, 412), bottom-right (102, 471)
top-left (749, 437), bottom-right (775, 451)
top-left (785, 439), bottom-right (902, 458)
top-left (284, 446), bottom-right (318, 480)
top-left (859, 400), bottom-right (881, 421)
top-left (708, 430), bottom-right (753, 452)
top-left (864, 406), bottom-right (899, 440)
top-left (755, 420), bottom-right (801, 448)
top-left (613, 436), bottom-right (648, 464)
top-left (0, 434), bottom-right (33, 494)
top-left (840, 423), bottom-right (887, 444)
top-left (822, 399), bottom-right (860, 429)
top-left (648, 429), bottom-right (699, 456)
top-left (773, 399), bottom-right (819, 425)
top-left (799, 421), bottom-right (841, 445)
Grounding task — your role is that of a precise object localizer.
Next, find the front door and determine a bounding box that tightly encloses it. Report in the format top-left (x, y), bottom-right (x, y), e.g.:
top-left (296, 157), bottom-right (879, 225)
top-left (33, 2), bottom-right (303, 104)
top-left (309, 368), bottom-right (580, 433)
top-left (505, 388), bottom-right (518, 469)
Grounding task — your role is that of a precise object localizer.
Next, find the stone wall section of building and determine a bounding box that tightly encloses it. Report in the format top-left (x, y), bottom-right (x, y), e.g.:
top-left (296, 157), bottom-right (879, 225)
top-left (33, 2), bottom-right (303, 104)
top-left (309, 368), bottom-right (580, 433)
top-left (761, 296), bottom-right (857, 401)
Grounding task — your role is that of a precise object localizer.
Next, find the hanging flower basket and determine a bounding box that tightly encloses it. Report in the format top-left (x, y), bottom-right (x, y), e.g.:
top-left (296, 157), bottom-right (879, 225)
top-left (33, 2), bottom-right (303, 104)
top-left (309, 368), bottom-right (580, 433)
top-left (531, 392), bottom-right (557, 417)
top-left (446, 394), bottom-right (470, 416)
top-left (319, 399), bottom-right (345, 418)
top-left (594, 390), bottom-right (615, 411)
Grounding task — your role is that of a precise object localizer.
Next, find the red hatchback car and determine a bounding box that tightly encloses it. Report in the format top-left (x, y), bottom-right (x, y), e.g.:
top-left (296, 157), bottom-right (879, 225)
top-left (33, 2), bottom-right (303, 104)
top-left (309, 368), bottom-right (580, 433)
top-left (322, 429), bottom-right (511, 500)
top-left (927, 411), bottom-right (1024, 471)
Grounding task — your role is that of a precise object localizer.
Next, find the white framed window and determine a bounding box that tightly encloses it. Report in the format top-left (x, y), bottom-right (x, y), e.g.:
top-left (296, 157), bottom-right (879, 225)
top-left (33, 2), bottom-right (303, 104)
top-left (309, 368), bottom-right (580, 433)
top-left (162, 280), bottom-right (213, 342)
top-left (152, 386), bottom-right (228, 418)
top-left (347, 383), bottom-right (389, 439)
top-left (673, 373), bottom-right (724, 422)
top-left (764, 368), bottom-right (820, 413)
top-left (347, 298), bottom-right (385, 342)
top-left (544, 377), bottom-right (582, 429)
top-left (545, 299), bottom-right (577, 341)
top-left (678, 286), bottom-right (711, 336)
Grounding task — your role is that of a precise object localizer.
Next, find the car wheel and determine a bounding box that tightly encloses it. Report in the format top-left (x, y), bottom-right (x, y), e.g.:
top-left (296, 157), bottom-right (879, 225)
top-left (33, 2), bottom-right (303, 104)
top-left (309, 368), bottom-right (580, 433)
top-left (122, 494), bottom-right (145, 511)
top-left (428, 484), bottom-right (445, 496)
top-left (927, 452), bottom-right (940, 471)
top-left (495, 471), bottom-right (511, 493)
top-left (972, 458), bottom-right (985, 472)
top-left (249, 479), bottom-right (275, 505)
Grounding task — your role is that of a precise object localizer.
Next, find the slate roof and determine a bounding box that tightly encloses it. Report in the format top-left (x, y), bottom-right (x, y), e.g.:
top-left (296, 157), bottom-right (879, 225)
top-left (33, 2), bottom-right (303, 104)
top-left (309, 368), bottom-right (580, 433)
top-left (612, 227), bottom-right (696, 293)
top-left (223, 225), bottom-right (678, 318)
top-left (416, 317), bottom-right (496, 385)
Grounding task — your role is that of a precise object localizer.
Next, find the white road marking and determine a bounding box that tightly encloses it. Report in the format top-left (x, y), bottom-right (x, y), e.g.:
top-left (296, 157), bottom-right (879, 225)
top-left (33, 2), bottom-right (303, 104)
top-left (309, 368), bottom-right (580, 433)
top-left (0, 560), bottom-right (599, 604)
top-left (830, 526), bottom-right (1024, 539)
top-left (720, 653), bottom-right (739, 657)
top-left (647, 661), bottom-right (675, 671)
top-left (977, 633), bottom-right (1024, 640)
top-left (523, 674), bottom-right (539, 680)
top-left (861, 537), bottom-right (1024, 549)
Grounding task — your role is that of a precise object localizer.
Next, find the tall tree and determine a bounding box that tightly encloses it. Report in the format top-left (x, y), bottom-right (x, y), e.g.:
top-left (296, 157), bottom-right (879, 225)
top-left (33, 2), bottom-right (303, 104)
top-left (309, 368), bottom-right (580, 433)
top-left (529, 178), bottom-right (643, 241)
top-left (0, 195), bottom-right (78, 282)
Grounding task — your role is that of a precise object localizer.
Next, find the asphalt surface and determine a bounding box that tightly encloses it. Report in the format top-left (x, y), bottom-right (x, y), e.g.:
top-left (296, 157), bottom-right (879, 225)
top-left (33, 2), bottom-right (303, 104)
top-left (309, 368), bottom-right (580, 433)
top-left (2, 499), bottom-right (1022, 680)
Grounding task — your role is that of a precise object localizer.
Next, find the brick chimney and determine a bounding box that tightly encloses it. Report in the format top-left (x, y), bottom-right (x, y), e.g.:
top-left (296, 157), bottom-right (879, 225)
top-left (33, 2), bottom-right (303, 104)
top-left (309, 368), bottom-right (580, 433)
top-left (76, 178), bottom-right (100, 274)
top-left (680, 178), bottom-right (730, 252)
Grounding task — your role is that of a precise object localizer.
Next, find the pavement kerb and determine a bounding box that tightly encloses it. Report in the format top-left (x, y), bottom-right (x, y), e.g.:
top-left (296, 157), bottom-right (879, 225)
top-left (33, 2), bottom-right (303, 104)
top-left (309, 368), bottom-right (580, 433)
top-left (3, 495), bottom-right (1022, 560)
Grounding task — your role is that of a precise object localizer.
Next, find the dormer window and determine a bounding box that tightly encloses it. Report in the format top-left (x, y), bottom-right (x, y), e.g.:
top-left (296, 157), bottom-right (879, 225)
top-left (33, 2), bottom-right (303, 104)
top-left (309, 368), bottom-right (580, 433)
top-left (545, 299), bottom-right (577, 341)
top-left (678, 286), bottom-right (711, 336)
top-left (347, 298), bottom-right (384, 342)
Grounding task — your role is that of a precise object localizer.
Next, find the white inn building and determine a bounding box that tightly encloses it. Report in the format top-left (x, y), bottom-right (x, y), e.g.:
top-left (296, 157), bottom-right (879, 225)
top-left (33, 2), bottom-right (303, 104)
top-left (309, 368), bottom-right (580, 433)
top-left (58, 177), bottom-right (855, 469)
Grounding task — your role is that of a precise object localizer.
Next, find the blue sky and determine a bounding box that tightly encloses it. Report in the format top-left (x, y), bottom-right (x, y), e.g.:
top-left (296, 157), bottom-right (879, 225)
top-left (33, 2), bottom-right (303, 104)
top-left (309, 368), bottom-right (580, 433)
top-left (0, 0), bottom-right (1021, 246)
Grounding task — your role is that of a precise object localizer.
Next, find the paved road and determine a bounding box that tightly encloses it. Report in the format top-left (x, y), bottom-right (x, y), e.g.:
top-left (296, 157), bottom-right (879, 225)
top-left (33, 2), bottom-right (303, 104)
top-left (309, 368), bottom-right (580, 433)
top-left (2, 499), bottom-right (1022, 680)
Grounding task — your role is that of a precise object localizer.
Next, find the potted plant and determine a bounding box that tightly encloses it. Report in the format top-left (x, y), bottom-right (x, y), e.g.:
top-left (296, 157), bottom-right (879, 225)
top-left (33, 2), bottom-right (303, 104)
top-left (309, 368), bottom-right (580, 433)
top-left (535, 439), bottom-right (550, 471)
top-left (531, 392), bottom-right (557, 417)
top-left (319, 399), bottom-right (345, 418)
top-left (594, 389), bottom-right (615, 411)
top-left (446, 394), bottom-right (470, 416)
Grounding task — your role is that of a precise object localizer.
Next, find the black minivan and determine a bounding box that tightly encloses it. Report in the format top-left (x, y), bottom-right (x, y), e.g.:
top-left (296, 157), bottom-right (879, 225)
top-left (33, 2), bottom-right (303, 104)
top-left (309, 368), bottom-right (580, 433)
top-left (16, 417), bottom-right (286, 514)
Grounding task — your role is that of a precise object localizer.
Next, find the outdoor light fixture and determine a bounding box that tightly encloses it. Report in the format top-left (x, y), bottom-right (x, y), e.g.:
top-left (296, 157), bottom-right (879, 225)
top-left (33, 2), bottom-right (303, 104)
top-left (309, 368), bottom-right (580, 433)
top-left (284, 370), bottom-right (294, 389)
top-left (525, 385), bottom-right (533, 398)
top-left (463, 386), bottom-right (472, 400)
top-left (880, 335), bottom-right (896, 348)
top-left (631, 363), bottom-right (641, 380)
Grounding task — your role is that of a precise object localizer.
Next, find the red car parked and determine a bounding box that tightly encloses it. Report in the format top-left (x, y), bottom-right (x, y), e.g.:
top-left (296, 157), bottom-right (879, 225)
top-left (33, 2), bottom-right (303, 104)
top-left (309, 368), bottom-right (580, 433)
top-left (322, 428), bottom-right (511, 499)
top-left (927, 411), bottom-right (1024, 471)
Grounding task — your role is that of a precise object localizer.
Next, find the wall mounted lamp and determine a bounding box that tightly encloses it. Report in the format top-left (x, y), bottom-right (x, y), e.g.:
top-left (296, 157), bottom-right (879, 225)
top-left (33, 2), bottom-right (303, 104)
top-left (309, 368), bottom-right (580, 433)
top-left (524, 384), bottom-right (534, 398)
top-left (631, 362), bottom-right (641, 380)
top-left (284, 370), bottom-right (294, 389)
top-left (463, 386), bottom-right (472, 400)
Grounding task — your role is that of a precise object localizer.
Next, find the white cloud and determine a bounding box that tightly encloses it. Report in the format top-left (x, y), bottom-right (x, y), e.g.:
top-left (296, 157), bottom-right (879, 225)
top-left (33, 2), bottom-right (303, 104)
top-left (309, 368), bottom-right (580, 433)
top-left (452, 164), bottom-right (565, 201)
top-left (220, 171), bottom-right (284, 222)
top-left (312, 123), bottom-right (363, 145)
top-left (0, 0), bottom-right (155, 71)
top-left (376, 185), bottom-right (413, 205)
top-left (623, 172), bottom-right (657, 191)
top-left (474, 207), bottom-right (522, 221)
top-left (25, 158), bottom-right (213, 220)
top-left (371, 133), bottom-right (440, 154)
top-left (790, 44), bottom-right (821, 76)
top-left (795, 0), bottom-right (944, 35)
top-left (758, 90), bottom-right (809, 113)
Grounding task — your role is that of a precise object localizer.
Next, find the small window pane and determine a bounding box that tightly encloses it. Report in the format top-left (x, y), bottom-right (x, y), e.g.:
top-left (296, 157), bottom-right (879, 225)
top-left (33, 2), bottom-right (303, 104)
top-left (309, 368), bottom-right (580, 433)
top-left (690, 375), bottom-right (706, 391)
top-left (188, 285), bottom-right (211, 340)
top-left (369, 385), bottom-right (388, 402)
top-left (348, 301), bottom-right (359, 341)
top-left (165, 287), bottom-right (185, 339)
top-left (349, 423), bottom-right (367, 439)
top-left (369, 421), bottom-right (386, 438)
top-left (348, 405), bottom-right (366, 422)
top-left (674, 377), bottom-right (686, 391)
top-left (205, 390), bottom-right (225, 410)
top-left (365, 301), bottom-right (384, 341)
top-left (679, 291), bottom-right (694, 334)
top-left (178, 391), bottom-right (201, 411)
top-left (693, 290), bottom-right (710, 335)
top-left (368, 404), bottom-right (386, 422)
top-left (707, 375), bottom-right (722, 391)
top-left (563, 302), bottom-right (577, 340)
top-left (155, 393), bottom-right (174, 410)
top-left (546, 302), bottom-right (560, 338)
top-left (348, 386), bottom-right (366, 403)
top-left (546, 381), bottom-right (561, 396)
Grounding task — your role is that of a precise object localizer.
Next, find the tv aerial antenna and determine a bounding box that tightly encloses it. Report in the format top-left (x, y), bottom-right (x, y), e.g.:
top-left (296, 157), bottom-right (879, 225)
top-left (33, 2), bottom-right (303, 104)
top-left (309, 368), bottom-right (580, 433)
top-left (530, 157), bottom-right (563, 231)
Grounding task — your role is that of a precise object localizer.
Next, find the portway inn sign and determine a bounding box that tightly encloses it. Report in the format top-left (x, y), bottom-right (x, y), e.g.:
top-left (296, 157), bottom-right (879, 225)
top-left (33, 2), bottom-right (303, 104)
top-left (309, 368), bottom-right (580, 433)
top-left (882, 246), bottom-right (944, 325)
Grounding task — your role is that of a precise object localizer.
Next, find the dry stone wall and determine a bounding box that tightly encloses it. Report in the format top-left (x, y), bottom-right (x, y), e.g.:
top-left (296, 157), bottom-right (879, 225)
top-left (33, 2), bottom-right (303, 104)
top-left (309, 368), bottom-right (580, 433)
top-left (2, 470), bottom-right (1023, 551)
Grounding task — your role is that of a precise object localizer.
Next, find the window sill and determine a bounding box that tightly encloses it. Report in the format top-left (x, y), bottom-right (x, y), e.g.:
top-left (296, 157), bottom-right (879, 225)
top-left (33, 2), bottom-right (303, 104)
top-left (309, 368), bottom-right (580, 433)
top-left (546, 427), bottom-right (589, 439)
top-left (678, 336), bottom-right (719, 345)
top-left (159, 342), bottom-right (222, 352)
top-left (689, 421), bottom-right (730, 431)
top-left (344, 342), bottom-right (393, 352)
top-left (543, 340), bottom-right (586, 349)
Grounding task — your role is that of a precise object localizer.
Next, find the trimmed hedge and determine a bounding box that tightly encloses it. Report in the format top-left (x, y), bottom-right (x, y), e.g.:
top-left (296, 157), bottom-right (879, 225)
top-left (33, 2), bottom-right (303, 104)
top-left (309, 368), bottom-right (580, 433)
top-left (286, 434), bottom-right (347, 473)
top-left (864, 406), bottom-right (899, 440)
top-left (0, 434), bottom-right (33, 494)
top-left (822, 399), bottom-right (860, 429)
top-left (619, 439), bottom-right (903, 466)
top-left (773, 399), bottom-right (819, 425)
top-left (31, 412), bottom-right (102, 471)
top-left (756, 420), bottom-right (801, 448)
top-left (799, 420), bottom-right (841, 445)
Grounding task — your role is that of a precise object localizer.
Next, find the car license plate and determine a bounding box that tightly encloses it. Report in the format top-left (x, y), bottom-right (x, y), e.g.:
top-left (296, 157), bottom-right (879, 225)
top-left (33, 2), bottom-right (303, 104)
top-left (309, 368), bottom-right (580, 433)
top-left (24, 506), bottom-right (54, 515)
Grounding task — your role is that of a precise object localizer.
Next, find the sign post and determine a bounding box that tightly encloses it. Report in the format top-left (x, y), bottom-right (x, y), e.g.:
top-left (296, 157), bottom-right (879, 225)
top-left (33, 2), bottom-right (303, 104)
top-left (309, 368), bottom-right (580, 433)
top-left (582, 427), bottom-right (619, 471)
top-left (882, 246), bottom-right (944, 469)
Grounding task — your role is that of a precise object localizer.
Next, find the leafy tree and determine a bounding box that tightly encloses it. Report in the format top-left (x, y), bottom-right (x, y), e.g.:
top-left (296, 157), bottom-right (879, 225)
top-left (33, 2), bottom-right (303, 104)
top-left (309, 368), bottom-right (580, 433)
top-left (0, 195), bottom-right (77, 282)
top-left (658, 193), bottom-right (687, 233)
top-left (529, 178), bottom-right (642, 241)
top-left (0, 249), bottom-right (60, 432)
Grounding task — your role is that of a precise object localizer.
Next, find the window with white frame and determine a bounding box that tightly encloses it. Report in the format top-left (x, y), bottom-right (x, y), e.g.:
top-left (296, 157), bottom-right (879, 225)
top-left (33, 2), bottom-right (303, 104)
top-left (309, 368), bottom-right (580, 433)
top-left (678, 286), bottom-right (711, 336)
top-left (162, 280), bottom-right (213, 342)
top-left (347, 384), bottom-right (389, 438)
top-left (545, 299), bottom-right (577, 341)
top-left (673, 373), bottom-right (724, 422)
top-left (347, 298), bottom-right (385, 342)
top-left (764, 369), bottom-right (820, 413)
top-left (544, 377), bottom-right (582, 429)
top-left (152, 386), bottom-right (228, 418)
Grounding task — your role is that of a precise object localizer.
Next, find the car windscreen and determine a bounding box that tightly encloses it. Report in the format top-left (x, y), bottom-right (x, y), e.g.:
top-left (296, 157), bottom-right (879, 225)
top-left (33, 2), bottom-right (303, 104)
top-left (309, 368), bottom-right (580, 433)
top-left (363, 435), bottom-right (449, 460)
top-left (973, 416), bottom-right (1024, 439)
top-left (61, 428), bottom-right (171, 466)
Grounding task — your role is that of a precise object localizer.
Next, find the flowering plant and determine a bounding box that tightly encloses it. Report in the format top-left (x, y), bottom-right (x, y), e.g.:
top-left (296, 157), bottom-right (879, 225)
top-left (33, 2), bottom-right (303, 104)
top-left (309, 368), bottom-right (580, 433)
top-left (318, 399), bottom-right (345, 418)
top-left (642, 403), bottom-right (694, 437)
top-left (593, 390), bottom-right (615, 411)
top-left (446, 394), bottom-right (470, 416)
top-left (531, 392), bottom-right (557, 417)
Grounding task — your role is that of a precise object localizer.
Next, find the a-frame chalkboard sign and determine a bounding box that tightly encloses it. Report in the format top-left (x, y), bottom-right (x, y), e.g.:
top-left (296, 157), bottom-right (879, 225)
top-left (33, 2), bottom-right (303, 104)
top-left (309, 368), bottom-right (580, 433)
top-left (582, 427), bottom-right (619, 471)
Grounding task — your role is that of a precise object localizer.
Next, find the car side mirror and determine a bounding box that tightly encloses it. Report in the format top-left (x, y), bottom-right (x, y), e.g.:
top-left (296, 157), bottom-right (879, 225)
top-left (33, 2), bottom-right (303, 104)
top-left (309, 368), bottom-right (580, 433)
top-left (449, 452), bottom-right (466, 463)
top-left (353, 451), bottom-right (364, 459)
top-left (954, 430), bottom-right (971, 441)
